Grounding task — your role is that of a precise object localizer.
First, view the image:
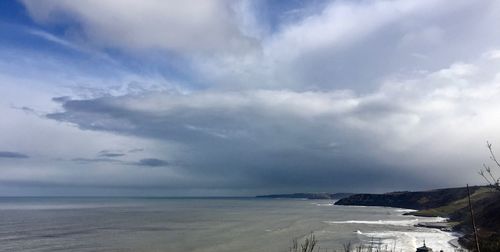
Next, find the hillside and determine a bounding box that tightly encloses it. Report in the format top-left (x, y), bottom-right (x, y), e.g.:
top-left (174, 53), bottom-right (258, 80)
top-left (335, 186), bottom-right (481, 209)
top-left (335, 186), bottom-right (500, 251)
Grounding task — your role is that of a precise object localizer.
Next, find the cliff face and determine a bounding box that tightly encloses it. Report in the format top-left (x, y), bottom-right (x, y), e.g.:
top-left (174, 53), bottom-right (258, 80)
top-left (334, 186), bottom-right (480, 210)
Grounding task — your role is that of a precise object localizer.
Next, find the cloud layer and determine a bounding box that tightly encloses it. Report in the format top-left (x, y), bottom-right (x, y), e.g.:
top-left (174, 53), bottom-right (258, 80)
top-left (20, 0), bottom-right (259, 53)
top-left (0, 151), bottom-right (29, 159)
top-left (1, 0), bottom-right (500, 195)
top-left (45, 54), bottom-right (500, 192)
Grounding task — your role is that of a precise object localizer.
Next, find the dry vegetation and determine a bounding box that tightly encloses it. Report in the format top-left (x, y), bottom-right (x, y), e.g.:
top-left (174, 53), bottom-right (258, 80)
top-left (289, 234), bottom-right (420, 252)
top-left (479, 142), bottom-right (500, 192)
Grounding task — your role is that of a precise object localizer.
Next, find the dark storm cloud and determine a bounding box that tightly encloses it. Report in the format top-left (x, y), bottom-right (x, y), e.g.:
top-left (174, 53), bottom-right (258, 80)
top-left (52, 96), bottom-right (72, 103)
top-left (10, 105), bottom-right (43, 117)
top-left (71, 157), bottom-right (120, 163)
top-left (0, 151), bottom-right (29, 159)
top-left (71, 156), bottom-right (171, 168)
top-left (44, 90), bottom-right (440, 192)
top-left (128, 148), bottom-right (144, 153)
top-left (20, 106), bottom-right (35, 113)
top-left (97, 150), bottom-right (126, 158)
top-left (99, 153), bottom-right (125, 157)
top-left (136, 158), bottom-right (169, 167)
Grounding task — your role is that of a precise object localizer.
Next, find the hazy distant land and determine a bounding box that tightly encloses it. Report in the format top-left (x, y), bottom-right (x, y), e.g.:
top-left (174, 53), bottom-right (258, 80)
top-left (256, 192), bottom-right (353, 199)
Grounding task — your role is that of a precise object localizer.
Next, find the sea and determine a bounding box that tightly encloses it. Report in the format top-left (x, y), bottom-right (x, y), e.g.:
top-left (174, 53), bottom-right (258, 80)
top-left (0, 197), bottom-right (462, 252)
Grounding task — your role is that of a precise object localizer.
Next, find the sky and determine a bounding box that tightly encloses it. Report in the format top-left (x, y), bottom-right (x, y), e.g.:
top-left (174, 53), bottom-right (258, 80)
top-left (1, 0), bottom-right (500, 196)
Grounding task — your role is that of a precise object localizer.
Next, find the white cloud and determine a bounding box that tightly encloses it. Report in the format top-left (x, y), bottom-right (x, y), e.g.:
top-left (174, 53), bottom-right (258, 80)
top-left (483, 49), bottom-right (500, 60)
top-left (194, 0), bottom-right (500, 90)
top-left (19, 0), bottom-right (500, 92)
top-left (266, 0), bottom-right (440, 60)
top-left (21, 0), bottom-right (258, 53)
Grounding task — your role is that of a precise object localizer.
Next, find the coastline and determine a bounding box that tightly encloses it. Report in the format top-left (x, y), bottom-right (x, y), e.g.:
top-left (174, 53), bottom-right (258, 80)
top-left (334, 186), bottom-right (500, 251)
top-left (323, 203), bottom-right (463, 251)
top-left (402, 208), bottom-right (464, 250)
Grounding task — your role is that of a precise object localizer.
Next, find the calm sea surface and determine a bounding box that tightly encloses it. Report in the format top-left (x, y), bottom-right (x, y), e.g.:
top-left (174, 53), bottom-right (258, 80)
top-left (0, 197), bottom-right (459, 252)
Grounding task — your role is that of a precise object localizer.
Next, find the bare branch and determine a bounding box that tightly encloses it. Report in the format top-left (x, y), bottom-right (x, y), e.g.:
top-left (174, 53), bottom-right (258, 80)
top-left (487, 141), bottom-right (500, 168)
top-left (481, 142), bottom-right (500, 191)
top-left (479, 169), bottom-right (493, 185)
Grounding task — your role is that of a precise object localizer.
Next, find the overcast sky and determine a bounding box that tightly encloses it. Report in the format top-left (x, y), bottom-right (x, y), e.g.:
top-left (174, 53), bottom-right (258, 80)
top-left (1, 0), bottom-right (500, 196)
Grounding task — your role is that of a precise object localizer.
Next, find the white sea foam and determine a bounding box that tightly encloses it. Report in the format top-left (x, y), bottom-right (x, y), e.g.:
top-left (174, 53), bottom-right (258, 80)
top-left (395, 208), bottom-right (417, 213)
top-left (325, 216), bottom-right (447, 227)
top-left (325, 219), bottom-right (419, 226)
top-left (358, 229), bottom-right (460, 252)
top-left (326, 212), bottom-right (459, 251)
top-left (314, 203), bottom-right (334, 206)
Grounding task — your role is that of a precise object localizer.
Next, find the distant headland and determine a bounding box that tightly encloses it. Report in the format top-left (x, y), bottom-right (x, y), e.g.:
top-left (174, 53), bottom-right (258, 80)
top-left (256, 192), bottom-right (354, 200)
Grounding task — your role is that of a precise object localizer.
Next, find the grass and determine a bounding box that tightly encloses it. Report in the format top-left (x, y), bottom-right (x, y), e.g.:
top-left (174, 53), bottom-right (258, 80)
top-left (410, 187), bottom-right (495, 217)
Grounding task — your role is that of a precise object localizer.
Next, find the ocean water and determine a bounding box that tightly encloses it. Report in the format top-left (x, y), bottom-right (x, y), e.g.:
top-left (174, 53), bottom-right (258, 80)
top-left (0, 197), bottom-right (461, 252)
